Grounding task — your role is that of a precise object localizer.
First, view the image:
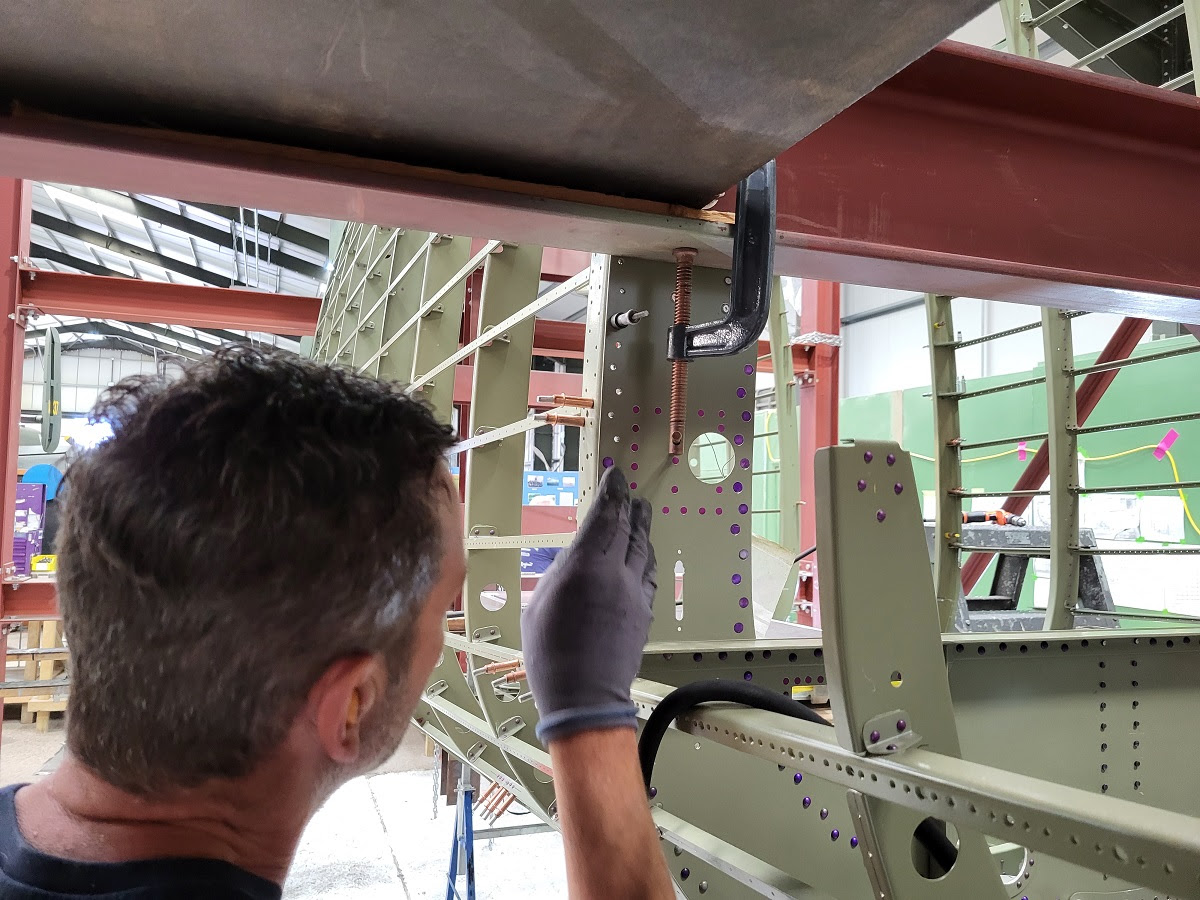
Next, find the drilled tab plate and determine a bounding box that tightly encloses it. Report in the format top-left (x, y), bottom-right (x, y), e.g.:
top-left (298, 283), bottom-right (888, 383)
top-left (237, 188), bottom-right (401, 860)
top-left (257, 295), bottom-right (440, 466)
top-left (582, 256), bottom-right (757, 642)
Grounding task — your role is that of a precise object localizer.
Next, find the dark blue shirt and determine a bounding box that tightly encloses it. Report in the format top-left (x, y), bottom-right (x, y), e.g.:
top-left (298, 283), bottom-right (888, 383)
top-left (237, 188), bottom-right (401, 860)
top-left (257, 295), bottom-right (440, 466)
top-left (0, 785), bottom-right (281, 898)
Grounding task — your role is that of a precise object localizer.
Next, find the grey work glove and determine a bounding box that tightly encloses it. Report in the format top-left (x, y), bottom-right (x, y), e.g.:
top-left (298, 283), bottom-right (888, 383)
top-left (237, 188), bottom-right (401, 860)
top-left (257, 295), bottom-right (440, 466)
top-left (521, 466), bottom-right (657, 745)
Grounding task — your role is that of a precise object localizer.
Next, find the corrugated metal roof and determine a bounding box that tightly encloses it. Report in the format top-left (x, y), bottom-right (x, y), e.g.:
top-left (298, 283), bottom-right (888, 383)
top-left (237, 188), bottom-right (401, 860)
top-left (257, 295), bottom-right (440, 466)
top-left (25, 182), bottom-right (334, 358)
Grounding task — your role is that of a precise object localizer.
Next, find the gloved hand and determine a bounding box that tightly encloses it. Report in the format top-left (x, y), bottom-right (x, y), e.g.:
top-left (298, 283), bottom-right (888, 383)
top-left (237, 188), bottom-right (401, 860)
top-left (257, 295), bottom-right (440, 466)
top-left (521, 466), bottom-right (657, 745)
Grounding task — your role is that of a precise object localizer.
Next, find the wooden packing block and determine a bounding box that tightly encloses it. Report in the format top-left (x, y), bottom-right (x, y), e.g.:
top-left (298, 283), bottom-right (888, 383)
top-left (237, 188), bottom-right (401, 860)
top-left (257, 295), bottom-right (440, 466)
top-left (3, 648), bottom-right (69, 661)
top-left (0, 675), bottom-right (70, 698)
top-left (25, 697), bottom-right (67, 732)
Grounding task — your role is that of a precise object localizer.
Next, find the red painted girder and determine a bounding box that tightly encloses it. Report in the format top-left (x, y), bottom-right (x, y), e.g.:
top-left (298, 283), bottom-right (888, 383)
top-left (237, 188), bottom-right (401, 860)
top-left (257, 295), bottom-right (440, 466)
top-left (540, 249), bottom-right (591, 283)
top-left (19, 270), bottom-right (321, 335)
top-left (959, 316), bottom-right (1151, 593)
top-left (1, 580), bottom-right (58, 618)
top-left (795, 282), bottom-right (840, 617)
top-left (452, 366), bottom-right (581, 409)
top-left (2, 44), bottom-right (1198, 316)
top-left (1, 181), bottom-right (30, 580)
top-left (0, 178), bottom-right (31, 760)
top-left (714, 41), bottom-right (1200, 319)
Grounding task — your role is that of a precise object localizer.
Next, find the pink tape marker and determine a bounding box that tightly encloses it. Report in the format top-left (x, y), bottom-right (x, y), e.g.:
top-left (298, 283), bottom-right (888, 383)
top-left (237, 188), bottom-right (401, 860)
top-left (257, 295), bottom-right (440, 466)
top-left (1154, 428), bottom-right (1179, 460)
top-left (1017, 440), bottom-right (1027, 461)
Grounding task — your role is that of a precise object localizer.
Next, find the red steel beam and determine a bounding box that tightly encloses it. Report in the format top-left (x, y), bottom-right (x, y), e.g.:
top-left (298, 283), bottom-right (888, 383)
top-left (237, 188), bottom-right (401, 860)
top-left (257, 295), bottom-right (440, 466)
top-left (1, 181), bottom-right (30, 577)
top-left (19, 270), bottom-right (321, 334)
top-left (531, 318), bottom-right (806, 374)
top-left (795, 282), bottom-right (841, 616)
top-left (533, 320), bottom-right (586, 360)
top-left (2, 44), bottom-right (1198, 317)
top-left (0, 178), bottom-right (31, 761)
top-left (540, 249), bottom-right (591, 283)
top-left (452, 366), bottom-right (581, 409)
top-left (721, 42), bottom-right (1200, 320)
top-left (960, 316), bottom-right (1151, 593)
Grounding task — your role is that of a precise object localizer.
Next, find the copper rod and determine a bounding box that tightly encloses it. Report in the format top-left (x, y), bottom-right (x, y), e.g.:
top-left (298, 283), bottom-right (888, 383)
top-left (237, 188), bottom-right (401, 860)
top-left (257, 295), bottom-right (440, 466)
top-left (503, 668), bottom-right (527, 683)
top-left (484, 787), bottom-right (510, 816)
top-left (478, 659), bottom-right (522, 675)
top-left (538, 394), bottom-right (594, 409)
top-left (474, 782), bottom-right (499, 809)
top-left (669, 247), bottom-right (696, 456)
top-left (490, 793), bottom-right (517, 821)
top-left (541, 413), bottom-right (587, 427)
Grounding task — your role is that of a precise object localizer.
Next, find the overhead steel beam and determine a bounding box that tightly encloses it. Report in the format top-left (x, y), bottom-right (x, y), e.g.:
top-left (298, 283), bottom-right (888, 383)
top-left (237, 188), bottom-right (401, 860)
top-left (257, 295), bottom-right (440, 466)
top-left (18, 270), bottom-right (320, 334)
top-left (58, 187), bottom-right (326, 278)
top-left (29, 242), bottom-right (132, 279)
top-left (198, 327), bottom-right (255, 344)
top-left (710, 42), bottom-right (1200, 320)
top-left (31, 211), bottom-right (239, 288)
top-left (1, 44), bottom-right (1198, 319)
top-left (50, 324), bottom-right (203, 361)
top-left (184, 202), bottom-right (329, 256)
top-left (111, 321), bottom-right (220, 353)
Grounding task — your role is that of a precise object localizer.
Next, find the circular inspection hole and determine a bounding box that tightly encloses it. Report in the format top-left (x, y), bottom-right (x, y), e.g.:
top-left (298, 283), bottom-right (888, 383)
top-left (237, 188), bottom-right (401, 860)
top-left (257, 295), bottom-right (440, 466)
top-left (912, 818), bottom-right (960, 880)
top-left (687, 432), bottom-right (736, 484)
top-left (479, 583), bottom-right (508, 612)
top-left (891, 670), bottom-right (903, 687)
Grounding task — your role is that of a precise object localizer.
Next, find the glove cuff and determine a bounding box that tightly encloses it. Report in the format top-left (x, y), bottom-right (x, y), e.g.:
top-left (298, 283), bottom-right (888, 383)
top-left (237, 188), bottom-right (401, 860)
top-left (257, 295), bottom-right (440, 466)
top-left (535, 702), bottom-right (638, 746)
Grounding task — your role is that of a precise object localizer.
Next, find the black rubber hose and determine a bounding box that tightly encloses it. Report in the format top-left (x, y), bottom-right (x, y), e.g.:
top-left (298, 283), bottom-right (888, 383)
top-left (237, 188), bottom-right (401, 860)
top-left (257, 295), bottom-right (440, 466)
top-left (638, 678), bottom-right (827, 790)
top-left (794, 545), bottom-right (817, 563)
top-left (638, 678), bottom-right (959, 868)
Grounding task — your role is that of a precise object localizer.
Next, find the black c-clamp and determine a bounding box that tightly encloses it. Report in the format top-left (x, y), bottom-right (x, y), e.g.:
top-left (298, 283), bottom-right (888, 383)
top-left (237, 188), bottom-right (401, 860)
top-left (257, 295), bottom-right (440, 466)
top-left (667, 159), bottom-right (776, 361)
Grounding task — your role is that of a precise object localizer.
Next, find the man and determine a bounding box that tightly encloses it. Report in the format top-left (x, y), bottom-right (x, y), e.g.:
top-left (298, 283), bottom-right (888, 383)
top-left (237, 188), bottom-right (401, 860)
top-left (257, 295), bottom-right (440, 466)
top-left (0, 347), bottom-right (672, 898)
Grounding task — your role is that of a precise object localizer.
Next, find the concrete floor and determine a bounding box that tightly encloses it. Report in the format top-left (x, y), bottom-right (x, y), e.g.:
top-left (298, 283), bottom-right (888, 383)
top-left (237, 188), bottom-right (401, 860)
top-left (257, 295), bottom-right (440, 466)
top-left (0, 719), bottom-right (566, 898)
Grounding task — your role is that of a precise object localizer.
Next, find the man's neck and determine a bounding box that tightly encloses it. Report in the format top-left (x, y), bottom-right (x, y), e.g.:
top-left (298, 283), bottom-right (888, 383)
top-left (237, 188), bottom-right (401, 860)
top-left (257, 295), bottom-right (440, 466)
top-left (13, 753), bottom-right (320, 885)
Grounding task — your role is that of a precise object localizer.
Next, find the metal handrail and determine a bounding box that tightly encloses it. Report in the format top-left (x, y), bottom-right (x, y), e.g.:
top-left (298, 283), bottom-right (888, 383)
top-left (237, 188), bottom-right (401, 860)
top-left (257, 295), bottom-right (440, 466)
top-left (957, 431), bottom-right (1049, 451)
top-left (448, 404), bottom-right (586, 455)
top-left (1070, 342), bottom-right (1200, 376)
top-left (1075, 481), bottom-right (1200, 494)
top-left (320, 228), bottom-right (403, 356)
top-left (1071, 410), bottom-right (1200, 435)
top-left (940, 374), bottom-right (1046, 400)
top-left (1161, 70), bottom-right (1196, 90)
top-left (410, 268), bottom-right (589, 390)
top-left (330, 231), bottom-right (440, 361)
top-left (359, 240), bottom-right (502, 372)
top-left (950, 320), bottom-right (1042, 349)
top-left (1030, 0), bottom-right (1086, 28)
top-left (1071, 4), bottom-right (1185, 70)
top-left (316, 223), bottom-right (375, 348)
top-left (949, 488), bottom-right (1049, 498)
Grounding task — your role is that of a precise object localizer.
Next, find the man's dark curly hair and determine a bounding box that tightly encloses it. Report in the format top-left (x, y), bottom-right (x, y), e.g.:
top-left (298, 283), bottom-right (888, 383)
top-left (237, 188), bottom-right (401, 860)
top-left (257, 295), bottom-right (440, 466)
top-left (58, 345), bottom-right (456, 793)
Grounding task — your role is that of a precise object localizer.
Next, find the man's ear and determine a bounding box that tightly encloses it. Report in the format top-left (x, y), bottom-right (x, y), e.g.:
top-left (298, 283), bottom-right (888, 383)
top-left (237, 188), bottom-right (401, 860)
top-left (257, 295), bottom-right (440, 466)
top-left (308, 654), bottom-right (389, 764)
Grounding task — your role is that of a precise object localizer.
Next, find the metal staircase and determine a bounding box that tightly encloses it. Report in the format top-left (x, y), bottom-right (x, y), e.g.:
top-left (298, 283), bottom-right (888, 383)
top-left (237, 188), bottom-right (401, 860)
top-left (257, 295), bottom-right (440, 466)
top-left (1000, 0), bottom-right (1198, 91)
